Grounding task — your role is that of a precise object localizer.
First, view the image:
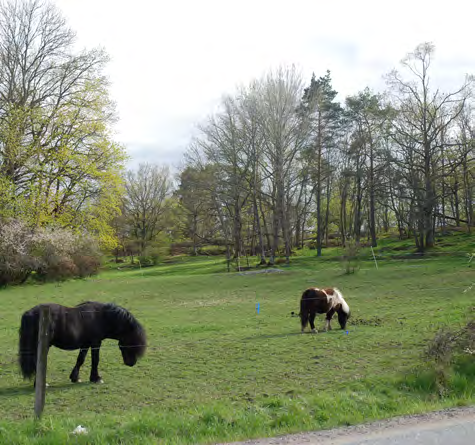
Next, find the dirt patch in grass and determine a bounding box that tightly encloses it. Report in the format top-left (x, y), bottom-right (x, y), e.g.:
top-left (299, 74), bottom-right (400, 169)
top-left (350, 317), bottom-right (384, 327)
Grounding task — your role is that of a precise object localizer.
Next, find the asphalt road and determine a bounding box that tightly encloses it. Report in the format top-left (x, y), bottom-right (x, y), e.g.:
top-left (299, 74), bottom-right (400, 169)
top-left (221, 406), bottom-right (475, 445)
top-left (329, 416), bottom-right (475, 444)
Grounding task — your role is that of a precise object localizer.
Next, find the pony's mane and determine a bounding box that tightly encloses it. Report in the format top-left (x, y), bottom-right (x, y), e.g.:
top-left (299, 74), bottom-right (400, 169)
top-left (331, 288), bottom-right (350, 316)
top-left (104, 303), bottom-right (147, 356)
top-left (76, 301), bottom-right (139, 325)
top-left (103, 303), bottom-right (139, 325)
top-left (76, 301), bottom-right (146, 348)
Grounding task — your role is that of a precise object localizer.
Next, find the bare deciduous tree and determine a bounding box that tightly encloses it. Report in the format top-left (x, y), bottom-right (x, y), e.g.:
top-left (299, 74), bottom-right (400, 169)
top-left (385, 42), bottom-right (473, 250)
top-left (254, 65), bottom-right (306, 264)
top-left (123, 163), bottom-right (173, 254)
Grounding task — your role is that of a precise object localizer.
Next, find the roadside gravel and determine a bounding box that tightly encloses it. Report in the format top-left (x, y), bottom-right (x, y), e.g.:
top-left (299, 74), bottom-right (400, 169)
top-left (219, 405), bottom-right (475, 445)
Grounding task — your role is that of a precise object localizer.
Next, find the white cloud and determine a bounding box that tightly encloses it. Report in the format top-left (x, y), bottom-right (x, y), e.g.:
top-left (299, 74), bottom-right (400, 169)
top-left (53, 0), bottom-right (475, 168)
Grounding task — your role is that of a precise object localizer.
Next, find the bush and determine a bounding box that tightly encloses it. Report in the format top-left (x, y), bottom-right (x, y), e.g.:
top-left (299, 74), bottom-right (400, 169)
top-left (137, 246), bottom-right (162, 267)
top-left (35, 254), bottom-right (79, 282)
top-left (0, 219), bottom-right (37, 285)
top-left (275, 257), bottom-right (288, 265)
top-left (73, 254), bottom-right (101, 278)
top-left (71, 235), bottom-right (102, 277)
top-left (197, 245), bottom-right (227, 256)
top-left (424, 319), bottom-right (475, 396)
top-left (0, 218), bottom-right (102, 285)
top-left (341, 239), bottom-right (360, 274)
top-left (32, 227), bottom-right (76, 281)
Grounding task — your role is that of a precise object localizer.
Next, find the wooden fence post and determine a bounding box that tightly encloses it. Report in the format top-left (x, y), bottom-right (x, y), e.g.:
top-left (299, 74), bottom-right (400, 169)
top-left (34, 305), bottom-right (50, 419)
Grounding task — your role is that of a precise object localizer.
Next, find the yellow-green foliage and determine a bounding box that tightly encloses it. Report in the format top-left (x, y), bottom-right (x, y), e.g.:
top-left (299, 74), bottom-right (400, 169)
top-left (0, 86), bottom-right (128, 250)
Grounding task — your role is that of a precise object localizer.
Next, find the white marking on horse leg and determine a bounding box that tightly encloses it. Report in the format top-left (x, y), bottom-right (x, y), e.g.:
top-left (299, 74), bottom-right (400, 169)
top-left (45, 383), bottom-right (49, 388)
top-left (325, 319), bottom-right (331, 331)
top-left (311, 328), bottom-right (317, 333)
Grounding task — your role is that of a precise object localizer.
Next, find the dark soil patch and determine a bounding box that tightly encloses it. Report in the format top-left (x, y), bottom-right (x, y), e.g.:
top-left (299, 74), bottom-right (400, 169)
top-left (350, 317), bottom-right (384, 327)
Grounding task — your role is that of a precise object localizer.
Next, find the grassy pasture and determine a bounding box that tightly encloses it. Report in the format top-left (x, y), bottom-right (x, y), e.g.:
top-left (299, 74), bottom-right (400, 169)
top-left (0, 239), bottom-right (474, 444)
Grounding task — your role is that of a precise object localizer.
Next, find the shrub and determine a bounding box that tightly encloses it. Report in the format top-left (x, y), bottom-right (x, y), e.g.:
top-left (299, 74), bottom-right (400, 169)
top-left (136, 246), bottom-right (162, 267)
top-left (197, 245), bottom-right (227, 256)
top-left (34, 254), bottom-right (79, 282)
top-left (31, 227), bottom-right (77, 281)
top-left (423, 319), bottom-right (475, 396)
top-left (0, 218), bottom-right (102, 285)
top-left (0, 219), bottom-right (37, 285)
top-left (341, 239), bottom-right (360, 274)
top-left (71, 234), bottom-right (102, 277)
top-left (72, 254), bottom-right (101, 278)
top-left (275, 257), bottom-right (288, 265)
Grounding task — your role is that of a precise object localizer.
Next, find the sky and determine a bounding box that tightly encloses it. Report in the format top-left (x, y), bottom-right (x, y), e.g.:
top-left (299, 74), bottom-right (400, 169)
top-left (52, 0), bottom-right (475, 170)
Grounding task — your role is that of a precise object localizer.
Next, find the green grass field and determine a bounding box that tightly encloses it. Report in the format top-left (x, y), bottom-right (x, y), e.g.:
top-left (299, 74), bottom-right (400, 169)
top-left (0, 234), bottom-right (474, 444)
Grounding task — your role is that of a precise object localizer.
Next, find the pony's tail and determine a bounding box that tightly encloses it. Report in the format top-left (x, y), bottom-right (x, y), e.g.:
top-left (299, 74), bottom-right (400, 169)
top-left (300, 297), bottom-right (309, 329)
top-left (19, 311), bottom-right (38, 380)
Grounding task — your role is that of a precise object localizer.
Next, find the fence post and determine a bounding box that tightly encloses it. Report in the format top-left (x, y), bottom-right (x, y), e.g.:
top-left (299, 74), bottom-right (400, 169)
top-left (34, 305), bottom-right (50, 419)
top-left (370, 246), bottom-right (379, 270)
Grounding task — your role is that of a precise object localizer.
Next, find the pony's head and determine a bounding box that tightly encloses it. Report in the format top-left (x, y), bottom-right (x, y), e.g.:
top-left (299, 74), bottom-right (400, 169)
top-left (333, 287), bottom-right (351, 330)
top-left (337, 308), bottom-right (350, 330)
top-left (119, 326), bottom-right (147, 366)
top-left (105, 304), bottom-right (147, 366)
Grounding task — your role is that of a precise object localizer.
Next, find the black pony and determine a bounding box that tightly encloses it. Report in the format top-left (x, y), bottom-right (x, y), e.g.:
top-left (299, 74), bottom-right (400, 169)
top-left (19, 301), bottom-right (147, 385)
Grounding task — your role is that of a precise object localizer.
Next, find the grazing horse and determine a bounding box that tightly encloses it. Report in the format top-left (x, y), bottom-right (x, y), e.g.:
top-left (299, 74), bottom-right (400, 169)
top-left (19, 301), bottom-right (147, 385)
top-left (297, 287), bottom-right (351, 333)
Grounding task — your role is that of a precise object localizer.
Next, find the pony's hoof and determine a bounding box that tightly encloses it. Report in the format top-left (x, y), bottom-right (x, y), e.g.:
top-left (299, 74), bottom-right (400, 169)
top-left (90, 379), bottom-right (104, 384)
top-left (311, 329), bottom-right (317, 334)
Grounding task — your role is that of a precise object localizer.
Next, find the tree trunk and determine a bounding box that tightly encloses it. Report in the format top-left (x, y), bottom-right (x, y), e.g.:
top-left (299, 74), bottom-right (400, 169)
top-left (192, 212), bottom-right (198, 255)
top-left (269, 190), bottom-right (280, 266)
top-left (233, 200), bottom-right (242, 258)
top-left (340, 178), bottom-right (348, 246)
top-left (454, 180), bottom-right (460, 226)
top-left (315, 133), bottom-right (323, 256)
top-left (325, 174), bottom-right (331, 247)
top-left (295, 213), bottom-right (301, 250)
top-left (259, 198), bottom-right (271, 253)
top-left (462, 153), bottom-right (473, 231)
top-left (369, 144), bottom-right (377, 247)
top-left (253, 188), bottom-right (266, 264)
top-left (354, 173), bottom-right (362, 243)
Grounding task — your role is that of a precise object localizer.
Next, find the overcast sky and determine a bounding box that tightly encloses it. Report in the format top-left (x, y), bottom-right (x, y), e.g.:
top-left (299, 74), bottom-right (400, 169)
top-left (53, 0), bottom-right (475, 170)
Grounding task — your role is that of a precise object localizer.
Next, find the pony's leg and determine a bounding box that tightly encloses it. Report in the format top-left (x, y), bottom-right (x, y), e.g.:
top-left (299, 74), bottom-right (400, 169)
top-left (325, 309), bottom-right (336, 331)
top-left (89, 343), bottom-right (103, 383)
top-left (300, 310), bottom-right (309, 333)
top-left (70, 348), bottom-right (88, 383)
top-left (309, 313), bottom-right (317, 333)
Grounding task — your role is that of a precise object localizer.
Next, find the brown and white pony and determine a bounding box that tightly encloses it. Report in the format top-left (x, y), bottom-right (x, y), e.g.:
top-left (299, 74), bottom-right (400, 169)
top-left (298, 287), bottom-right (350, 333)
